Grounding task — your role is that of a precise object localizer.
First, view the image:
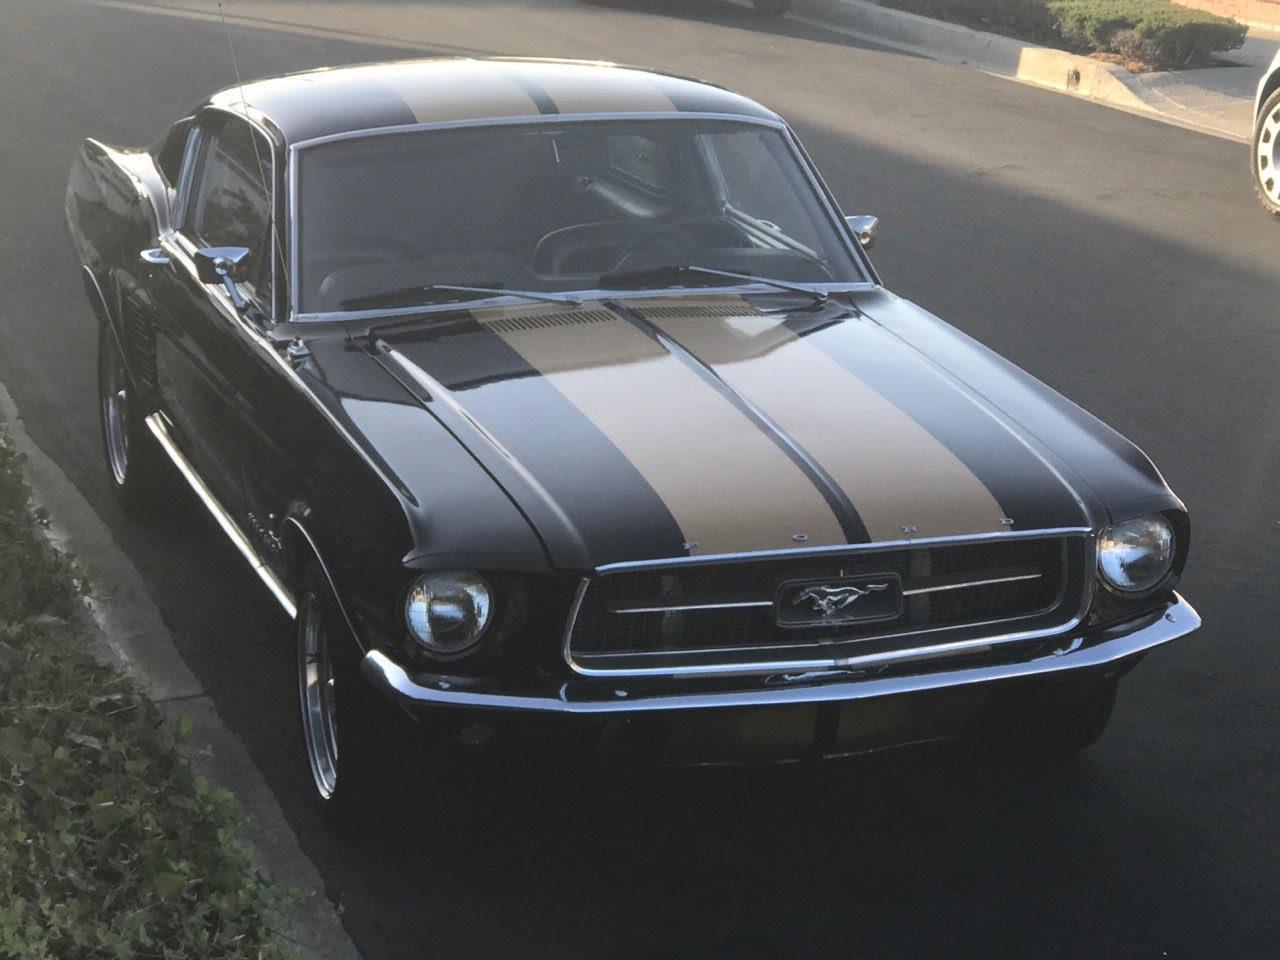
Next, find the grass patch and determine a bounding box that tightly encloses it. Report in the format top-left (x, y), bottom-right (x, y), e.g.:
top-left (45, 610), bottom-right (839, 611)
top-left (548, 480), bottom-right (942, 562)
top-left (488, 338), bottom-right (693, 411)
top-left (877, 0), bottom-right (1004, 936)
top-left (875, 0), bottom-right (1246, 69)
top-left (0, 421), bottom-right (301, 959)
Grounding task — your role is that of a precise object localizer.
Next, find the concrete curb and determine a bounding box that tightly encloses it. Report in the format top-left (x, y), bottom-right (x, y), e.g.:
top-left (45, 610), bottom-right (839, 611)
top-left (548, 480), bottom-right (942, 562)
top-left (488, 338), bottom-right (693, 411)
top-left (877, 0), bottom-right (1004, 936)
top-left (0, 380), bottom-right (361, 960)
top-left (790, 0), bottom-right (1250, 141)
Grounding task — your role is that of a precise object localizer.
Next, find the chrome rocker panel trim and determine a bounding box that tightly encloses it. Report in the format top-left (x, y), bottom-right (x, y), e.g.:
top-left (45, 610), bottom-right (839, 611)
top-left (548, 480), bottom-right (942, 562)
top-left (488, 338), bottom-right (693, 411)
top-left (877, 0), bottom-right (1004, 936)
top-left (361, 594), bottom-right (1199, 716)
top-left (145, 413), bottom-right (298, 619)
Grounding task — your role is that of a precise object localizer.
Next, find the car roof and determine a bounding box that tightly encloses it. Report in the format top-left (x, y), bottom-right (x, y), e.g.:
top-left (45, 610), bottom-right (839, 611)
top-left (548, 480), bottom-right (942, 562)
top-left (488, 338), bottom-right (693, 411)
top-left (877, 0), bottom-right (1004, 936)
top-left (206, 57), bottom-right (780, 146)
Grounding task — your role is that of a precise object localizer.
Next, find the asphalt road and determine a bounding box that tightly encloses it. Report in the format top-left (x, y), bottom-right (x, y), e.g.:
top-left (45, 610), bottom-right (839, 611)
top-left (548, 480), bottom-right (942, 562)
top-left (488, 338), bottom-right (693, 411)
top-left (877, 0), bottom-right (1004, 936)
top-left (2, 0), bottom-right (1278, 956)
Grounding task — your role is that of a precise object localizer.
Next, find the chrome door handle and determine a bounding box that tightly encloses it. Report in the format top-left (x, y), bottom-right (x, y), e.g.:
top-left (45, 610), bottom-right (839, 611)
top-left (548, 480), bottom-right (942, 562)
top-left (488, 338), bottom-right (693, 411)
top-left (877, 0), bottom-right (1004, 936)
top-left (140, 247), bottom-right (171, 266)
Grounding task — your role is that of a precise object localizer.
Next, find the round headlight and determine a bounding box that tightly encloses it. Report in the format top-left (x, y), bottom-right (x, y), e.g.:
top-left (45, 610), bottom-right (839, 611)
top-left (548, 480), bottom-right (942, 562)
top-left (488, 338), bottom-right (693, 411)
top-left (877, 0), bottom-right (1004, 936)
top-left (404, 571), bottom-right (493, 656)
top-left (1098, 515), bottom-right (1175, 593)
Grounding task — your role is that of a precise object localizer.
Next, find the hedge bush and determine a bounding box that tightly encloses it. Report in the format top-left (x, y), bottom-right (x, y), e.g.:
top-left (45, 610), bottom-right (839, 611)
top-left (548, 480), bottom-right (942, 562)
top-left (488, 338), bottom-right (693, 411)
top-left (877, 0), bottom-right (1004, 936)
top-left (1050, 0), bottom-right (1246, 68)
top-left (0, 425), bottom-right (300, 959)
top-left (877, 0), bottom-right (1246, 69)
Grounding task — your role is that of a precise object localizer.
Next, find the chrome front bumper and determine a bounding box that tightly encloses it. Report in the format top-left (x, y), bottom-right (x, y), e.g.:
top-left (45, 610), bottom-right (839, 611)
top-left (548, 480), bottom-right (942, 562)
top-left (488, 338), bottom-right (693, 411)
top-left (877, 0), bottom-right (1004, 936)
top-left (361, 594), bottom-right (1198, 716)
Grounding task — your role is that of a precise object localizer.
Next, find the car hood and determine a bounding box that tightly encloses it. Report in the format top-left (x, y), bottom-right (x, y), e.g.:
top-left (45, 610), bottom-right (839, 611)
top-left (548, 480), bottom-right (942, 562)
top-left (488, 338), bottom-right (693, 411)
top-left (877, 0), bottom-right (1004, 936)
top-left (355, 289), bottom-right (1178, 570)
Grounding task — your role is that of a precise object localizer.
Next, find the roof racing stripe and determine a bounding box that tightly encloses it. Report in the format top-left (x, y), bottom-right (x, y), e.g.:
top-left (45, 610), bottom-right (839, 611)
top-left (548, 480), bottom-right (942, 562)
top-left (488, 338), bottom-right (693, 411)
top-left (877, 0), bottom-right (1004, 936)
top-left (635, 296), bottom-right (1010, 543)
top-left (501, 71), bottom-right (560, 115)
top-left (211, 59), bottom-right (779, 145)
top-left (374, 61), bottom-right (542, 122)
top-left (523, 63), bottom-right (677, 114)
top-left (474, 302), bottom-right (848, 557)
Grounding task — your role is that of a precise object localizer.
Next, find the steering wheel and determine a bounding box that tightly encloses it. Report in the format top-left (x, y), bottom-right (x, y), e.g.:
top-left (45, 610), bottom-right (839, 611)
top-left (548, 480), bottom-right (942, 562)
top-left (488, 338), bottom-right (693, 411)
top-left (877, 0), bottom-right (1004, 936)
top-left (611, 216), bottom-right (750, 273)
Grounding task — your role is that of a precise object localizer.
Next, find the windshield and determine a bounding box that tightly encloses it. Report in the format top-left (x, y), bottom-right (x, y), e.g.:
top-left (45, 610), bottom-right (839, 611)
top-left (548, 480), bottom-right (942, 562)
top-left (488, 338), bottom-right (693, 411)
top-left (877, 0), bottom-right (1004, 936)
top-left (295, 119), bottom-right (865, 314)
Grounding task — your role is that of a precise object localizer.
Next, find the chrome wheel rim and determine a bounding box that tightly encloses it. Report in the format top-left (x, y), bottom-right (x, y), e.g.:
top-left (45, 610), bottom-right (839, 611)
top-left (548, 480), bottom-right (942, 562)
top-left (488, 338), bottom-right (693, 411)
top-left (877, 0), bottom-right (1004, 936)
top-left (298, 594), bottom-right (339, 800)
top-left (1257, 107), bottom-right (1280, 203)
top-left (101, 338), bottom-right (129, 486)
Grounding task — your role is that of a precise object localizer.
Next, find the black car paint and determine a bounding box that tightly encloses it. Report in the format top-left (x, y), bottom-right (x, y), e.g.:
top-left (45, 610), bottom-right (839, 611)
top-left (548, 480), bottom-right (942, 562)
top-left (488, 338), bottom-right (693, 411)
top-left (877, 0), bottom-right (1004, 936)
top-left (65, 62), bottom-right (1187, 705)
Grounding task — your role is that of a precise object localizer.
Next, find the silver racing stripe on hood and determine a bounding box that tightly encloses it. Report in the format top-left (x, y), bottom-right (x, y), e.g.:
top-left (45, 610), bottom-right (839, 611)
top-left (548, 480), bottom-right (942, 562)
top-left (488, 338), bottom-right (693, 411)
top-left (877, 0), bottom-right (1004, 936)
top-left (471, 301), bottom-right (848, 556)
top-left (631, 296), bottom-right (1011, 542)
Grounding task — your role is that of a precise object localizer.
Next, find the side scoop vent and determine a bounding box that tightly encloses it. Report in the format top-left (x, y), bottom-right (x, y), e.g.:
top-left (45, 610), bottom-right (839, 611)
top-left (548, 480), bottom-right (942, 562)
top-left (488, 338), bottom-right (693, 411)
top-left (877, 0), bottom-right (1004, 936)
top-left (481, 309), bottom-right (616, 334)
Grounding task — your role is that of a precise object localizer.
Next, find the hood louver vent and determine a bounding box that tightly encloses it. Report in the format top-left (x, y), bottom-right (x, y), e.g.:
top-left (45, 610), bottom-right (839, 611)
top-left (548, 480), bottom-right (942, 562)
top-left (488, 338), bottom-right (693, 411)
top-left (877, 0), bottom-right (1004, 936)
top-left (481, 309), bottom-right (616, 334)
top-left (632, 302), bottom-right (764, 321)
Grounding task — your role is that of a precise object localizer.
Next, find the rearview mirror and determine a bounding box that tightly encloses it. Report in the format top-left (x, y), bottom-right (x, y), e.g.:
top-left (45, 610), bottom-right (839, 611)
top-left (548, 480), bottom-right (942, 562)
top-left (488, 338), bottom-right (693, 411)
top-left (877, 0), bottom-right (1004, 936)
top-left (193, 246), bottom-right (252, 311)
top-left (845, 215), bottom-right (878, 250)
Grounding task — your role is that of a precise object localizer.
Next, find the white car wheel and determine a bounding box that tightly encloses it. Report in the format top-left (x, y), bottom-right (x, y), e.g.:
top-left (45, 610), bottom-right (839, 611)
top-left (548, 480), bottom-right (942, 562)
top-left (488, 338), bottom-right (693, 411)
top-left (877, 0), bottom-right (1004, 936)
top-left (1252, 88), bottom-right (1280, 216)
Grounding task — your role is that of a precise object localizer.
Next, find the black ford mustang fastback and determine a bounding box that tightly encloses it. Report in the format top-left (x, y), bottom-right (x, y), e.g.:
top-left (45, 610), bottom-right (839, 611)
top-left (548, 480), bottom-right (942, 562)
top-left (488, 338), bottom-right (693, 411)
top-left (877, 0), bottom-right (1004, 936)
top-left (67, 58), bottom-right (1198, 816)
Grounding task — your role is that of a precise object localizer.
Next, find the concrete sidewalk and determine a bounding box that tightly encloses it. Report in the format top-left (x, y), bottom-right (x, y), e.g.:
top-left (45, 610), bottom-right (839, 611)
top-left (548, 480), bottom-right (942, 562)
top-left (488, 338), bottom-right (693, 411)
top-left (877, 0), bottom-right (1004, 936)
top-left (792, 0), bottom-right (1276, 141)
top-left (1119, 28), bottom-right (1278, 140)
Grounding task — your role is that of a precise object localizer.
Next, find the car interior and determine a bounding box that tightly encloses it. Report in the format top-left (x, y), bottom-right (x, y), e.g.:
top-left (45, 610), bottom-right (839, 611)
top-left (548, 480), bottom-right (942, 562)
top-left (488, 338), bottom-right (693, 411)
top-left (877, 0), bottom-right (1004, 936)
top-left (295, 119), bottom-right (857, 313)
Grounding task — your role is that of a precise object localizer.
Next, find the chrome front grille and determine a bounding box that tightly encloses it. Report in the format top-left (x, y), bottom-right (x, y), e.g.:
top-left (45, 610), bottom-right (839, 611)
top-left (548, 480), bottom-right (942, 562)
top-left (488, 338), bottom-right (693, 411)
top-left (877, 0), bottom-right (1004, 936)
top-left (564, 532), bottom-right (1091, 676)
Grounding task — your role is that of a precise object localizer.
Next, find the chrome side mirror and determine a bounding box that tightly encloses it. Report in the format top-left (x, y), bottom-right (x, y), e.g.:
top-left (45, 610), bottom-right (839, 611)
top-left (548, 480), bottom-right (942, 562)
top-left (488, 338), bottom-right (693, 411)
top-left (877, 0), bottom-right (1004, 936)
top-left (846, 215), bottom-right (878, 250)
top-left (194, 246), bottom-right (252, 311)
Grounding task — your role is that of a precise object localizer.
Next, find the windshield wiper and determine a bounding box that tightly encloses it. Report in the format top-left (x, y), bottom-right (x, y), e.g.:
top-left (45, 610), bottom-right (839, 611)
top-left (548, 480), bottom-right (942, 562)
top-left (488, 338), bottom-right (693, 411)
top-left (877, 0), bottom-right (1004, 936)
top-left (341, 282), bottom-right (583, 311)
top-left (598, 265), bottom-right (828, 303)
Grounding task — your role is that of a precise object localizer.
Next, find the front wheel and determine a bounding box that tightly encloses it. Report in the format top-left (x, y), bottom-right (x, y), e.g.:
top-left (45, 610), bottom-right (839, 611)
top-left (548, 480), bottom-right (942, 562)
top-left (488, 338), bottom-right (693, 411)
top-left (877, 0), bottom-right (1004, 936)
top-left (1252, 88), bottom-right (1280, 217)
top-left (979, 676), bottom-right (1118, 757)
top-left (97, 322), bottom-right (163, 512)
top-left (296, 562), bottom-right (410, 827)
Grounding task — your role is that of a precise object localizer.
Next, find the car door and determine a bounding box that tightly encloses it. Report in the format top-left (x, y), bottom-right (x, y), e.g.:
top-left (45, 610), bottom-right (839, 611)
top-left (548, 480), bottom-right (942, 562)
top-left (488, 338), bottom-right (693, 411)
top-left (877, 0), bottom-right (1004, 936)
top-left (148, 111), bottom-right (279, 519)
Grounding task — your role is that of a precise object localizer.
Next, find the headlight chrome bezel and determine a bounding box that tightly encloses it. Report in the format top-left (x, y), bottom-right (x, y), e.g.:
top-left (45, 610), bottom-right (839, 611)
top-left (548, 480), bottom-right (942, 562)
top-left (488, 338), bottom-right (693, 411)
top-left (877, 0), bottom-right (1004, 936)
top-left (1096, 514), bottom-right (1177, 596)
top-left (403, 569), bottom-right (495, 659)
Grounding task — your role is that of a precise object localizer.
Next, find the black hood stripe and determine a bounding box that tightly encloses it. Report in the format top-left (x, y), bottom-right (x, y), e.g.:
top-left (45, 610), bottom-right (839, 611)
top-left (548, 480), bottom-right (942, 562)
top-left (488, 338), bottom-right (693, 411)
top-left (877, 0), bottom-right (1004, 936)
top-left (790, 306), bottom-right (1087, 532)
top-left (637, 297), bottom-right (1010, 542)
top-left (377, 316), bottom-right (687, 567)
top-left (473, 302), bottom-right (849, 557)
top-left (610, 299), bottom-right (870, 544)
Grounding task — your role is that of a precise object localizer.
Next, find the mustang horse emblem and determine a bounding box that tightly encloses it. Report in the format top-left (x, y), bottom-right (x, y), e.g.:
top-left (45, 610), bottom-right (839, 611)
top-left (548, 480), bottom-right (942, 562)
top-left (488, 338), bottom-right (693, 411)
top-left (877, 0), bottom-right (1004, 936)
top-left (793, 582), bottom-right (891, 617)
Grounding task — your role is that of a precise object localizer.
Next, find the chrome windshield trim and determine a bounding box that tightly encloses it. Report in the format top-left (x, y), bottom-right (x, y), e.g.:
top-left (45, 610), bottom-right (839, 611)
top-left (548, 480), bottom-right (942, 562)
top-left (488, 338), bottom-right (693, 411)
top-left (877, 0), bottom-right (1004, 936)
top-left (594, 527), bottom-right (1093, 574)
top-left (293, 283), bottom-right (878, 324)
top-left (145, 413), bottom-right (297, 619)
top-left (289, 111), bottom-right (789, 151)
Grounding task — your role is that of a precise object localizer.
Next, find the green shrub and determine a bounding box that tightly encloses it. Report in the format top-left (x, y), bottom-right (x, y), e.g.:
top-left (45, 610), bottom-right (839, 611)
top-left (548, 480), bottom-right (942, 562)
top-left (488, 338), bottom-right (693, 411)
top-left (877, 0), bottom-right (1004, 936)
top-left (876, 0), bottom-right (1246, 69)
top-left (0, 428), bottom-right (301, 959)
top-left (1049, 0), bottom-right (1246, 68)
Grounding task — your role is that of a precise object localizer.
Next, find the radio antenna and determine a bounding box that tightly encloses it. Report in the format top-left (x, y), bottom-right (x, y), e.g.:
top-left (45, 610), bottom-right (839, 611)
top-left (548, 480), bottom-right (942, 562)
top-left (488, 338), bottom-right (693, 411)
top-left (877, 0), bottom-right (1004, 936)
top-left (217, 2), bottom-right (287, 320)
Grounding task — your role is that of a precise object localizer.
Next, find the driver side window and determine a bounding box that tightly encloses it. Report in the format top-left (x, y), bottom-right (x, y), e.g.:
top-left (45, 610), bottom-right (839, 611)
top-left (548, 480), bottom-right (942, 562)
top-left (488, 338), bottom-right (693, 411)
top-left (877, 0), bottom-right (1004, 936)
top-left (188, 115), bottom-right (276, 311)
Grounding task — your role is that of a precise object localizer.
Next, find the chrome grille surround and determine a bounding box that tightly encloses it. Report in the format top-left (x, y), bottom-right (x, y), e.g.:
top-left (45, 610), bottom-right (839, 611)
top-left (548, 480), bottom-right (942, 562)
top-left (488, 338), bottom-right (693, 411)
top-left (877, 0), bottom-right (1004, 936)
top-left (563, 528), bottom-right (1096, 678)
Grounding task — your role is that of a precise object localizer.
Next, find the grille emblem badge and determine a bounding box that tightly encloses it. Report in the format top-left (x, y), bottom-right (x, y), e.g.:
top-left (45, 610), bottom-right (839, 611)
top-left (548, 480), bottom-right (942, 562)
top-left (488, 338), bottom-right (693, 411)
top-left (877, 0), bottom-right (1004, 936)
top-left (793, 583), bottom-right (889, 617)
top-left (776, 574), bottom-right (904, 629)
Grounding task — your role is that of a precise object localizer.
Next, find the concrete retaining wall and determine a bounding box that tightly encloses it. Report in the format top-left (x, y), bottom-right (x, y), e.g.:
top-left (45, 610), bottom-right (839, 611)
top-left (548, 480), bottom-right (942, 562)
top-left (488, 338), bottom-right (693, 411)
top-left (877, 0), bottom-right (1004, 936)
top-left (1174, 0), bottom-right (1280, 31)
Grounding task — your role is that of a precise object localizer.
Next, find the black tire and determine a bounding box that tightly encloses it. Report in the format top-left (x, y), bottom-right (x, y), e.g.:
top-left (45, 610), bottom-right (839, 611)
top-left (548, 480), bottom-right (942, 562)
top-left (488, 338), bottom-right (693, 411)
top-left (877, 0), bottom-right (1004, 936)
top-left (752, 0), bottom-right (792, 14)
top-left (295, 561), bottom-right (412, 828)
top-left (1252, 87), bottom-right (1280, 218)
top-left (979, 676), bottom-right (1118, 757)
top-left (96, 321), bottom-right (163, 513)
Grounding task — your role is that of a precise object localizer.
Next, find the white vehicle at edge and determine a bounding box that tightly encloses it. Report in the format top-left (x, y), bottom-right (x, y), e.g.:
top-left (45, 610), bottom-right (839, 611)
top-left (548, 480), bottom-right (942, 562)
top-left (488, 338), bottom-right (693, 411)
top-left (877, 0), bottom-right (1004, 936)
top-left (1252, 48), bottom-right (1280, 215)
